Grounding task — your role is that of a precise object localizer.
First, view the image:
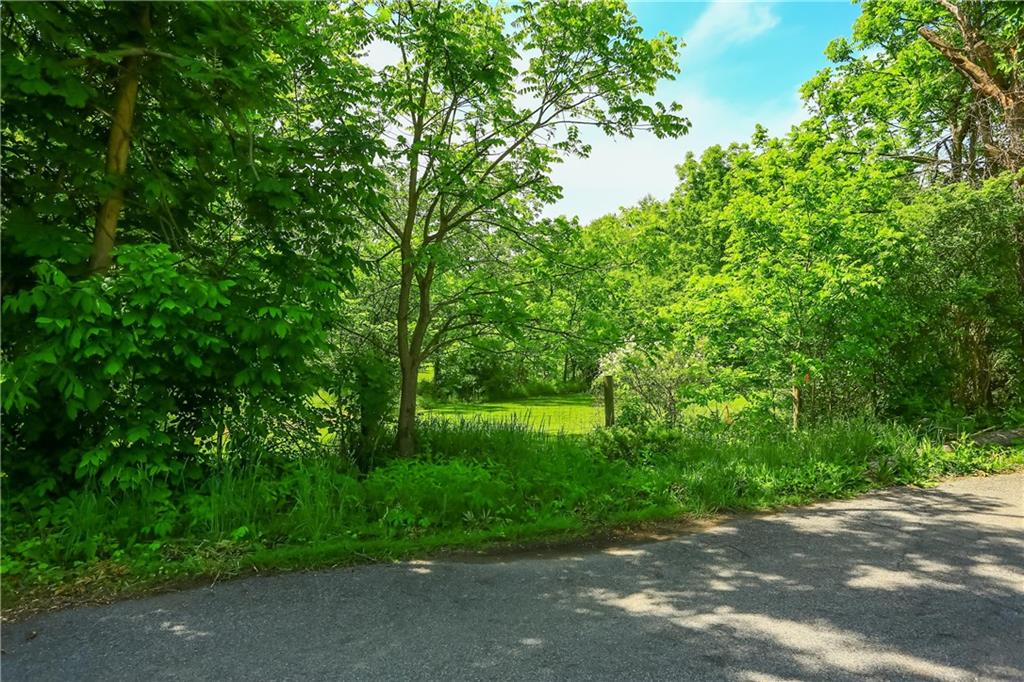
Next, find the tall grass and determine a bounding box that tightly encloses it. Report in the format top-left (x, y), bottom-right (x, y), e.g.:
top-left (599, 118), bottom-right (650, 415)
top-left (3, 418), bottom-right (1021, 601)
top-left (419, 393), bottom-right (602, 434)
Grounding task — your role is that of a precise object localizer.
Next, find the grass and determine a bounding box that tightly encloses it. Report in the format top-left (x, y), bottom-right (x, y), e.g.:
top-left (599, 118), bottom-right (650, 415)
top-left (419, 391), bottom-right (750, 435)
top-left (421, 392), bottom-right (603, 434)
top-left (3, 418), bottom-right (1021, 618)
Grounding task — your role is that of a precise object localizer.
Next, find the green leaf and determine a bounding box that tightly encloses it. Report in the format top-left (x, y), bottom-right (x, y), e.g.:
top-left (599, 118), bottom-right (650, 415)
top-left (125, 425), bottom-right (150, 443)
top-left (104, 358), bottom-right (124, 376)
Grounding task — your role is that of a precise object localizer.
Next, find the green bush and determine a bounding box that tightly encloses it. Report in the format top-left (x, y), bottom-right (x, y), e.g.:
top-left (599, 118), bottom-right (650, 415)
top-left (364, 460), bottom-right (515, 531)
top-left (2, 244), bottom-right (331, 492)
top-left (427, 345), bottom-right (584, 402)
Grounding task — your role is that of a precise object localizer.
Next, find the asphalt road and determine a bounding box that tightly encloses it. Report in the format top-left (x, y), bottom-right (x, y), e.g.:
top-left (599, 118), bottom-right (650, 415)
top-left (3, 473), bottom-right (1022, 681)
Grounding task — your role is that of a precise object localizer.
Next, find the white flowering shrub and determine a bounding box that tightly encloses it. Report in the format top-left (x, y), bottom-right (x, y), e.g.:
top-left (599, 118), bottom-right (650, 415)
top-left (595, 339), bottom-right (715, 427)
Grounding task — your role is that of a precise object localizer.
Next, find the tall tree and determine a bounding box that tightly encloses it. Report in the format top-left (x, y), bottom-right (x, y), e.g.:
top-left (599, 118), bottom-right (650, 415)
top-left (804, 0), bottom-right (1024, 361)
top-left (805, 0), bottom-right (1022, 178)
top-left (2, 1), bottom-right (379, 285)
top-left (89, 2), bottom-right (150, 273)
top-left (916, 0), bottom-right (1023, 172)
top-left (352, 0), bottom-right (687, 455)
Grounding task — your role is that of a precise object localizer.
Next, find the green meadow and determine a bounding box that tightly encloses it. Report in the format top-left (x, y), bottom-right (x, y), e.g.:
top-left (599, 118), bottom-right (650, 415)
top-left (421, 393), bottom-right (603, 434)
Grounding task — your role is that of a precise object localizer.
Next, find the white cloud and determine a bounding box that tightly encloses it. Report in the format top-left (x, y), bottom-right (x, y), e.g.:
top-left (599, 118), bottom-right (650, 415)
top-left (684, 1), bottom-right (780, 59)
top-left (543, 1), bottom-right (790, 223)
top-left (545, 85), bottom-right (806, 223)
top-left (360, 39), bottom-right (403, 71)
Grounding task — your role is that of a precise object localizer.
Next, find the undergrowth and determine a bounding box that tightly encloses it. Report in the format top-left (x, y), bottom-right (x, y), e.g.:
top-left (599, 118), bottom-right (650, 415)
top-left (2, 418), bottom-right (1021, 614)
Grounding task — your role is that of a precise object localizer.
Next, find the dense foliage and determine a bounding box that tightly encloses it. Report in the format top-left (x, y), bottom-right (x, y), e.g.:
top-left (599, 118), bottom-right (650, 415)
top-left (1, 0), bottom-right (1021, 605)
top-left (582, 132), bottom-right (1022, 428)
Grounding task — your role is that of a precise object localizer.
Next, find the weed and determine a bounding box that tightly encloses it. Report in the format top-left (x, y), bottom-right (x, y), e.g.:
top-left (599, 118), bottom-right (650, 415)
top-left (2, 418), bottom-right (1020, 611)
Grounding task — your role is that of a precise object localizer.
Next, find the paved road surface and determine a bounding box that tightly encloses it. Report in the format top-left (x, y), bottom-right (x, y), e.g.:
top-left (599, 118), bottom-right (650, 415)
top-left (3, 474), bottom-right (1022, 681)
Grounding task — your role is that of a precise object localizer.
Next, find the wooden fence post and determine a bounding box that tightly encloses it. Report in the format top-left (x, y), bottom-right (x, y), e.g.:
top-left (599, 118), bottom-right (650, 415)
top-left (603, 375), bottom-right (615, 427)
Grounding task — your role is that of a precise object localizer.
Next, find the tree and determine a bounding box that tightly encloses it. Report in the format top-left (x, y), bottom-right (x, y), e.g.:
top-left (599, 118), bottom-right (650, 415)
top-left (352, 0), bottom-right (687, 455)
top-left (915, 0), bottom-right (1023, 172)
top-left (2, 2), bottom-right (382, 486)
top-left (804, 0), bottom-right (1024, 326)
top-left (3, 2), bottom-right (380, 284)
top-left (89, 2), bottom-right (150, 273)
top-left (893, 174), bottom-right (1024, 412)
top-left (804, 0), bottom-right (1023, 180)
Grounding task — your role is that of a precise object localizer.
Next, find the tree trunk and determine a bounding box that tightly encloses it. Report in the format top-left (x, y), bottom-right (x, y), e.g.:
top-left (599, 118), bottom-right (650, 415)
top-left (396, 250), bottom-right (417, 457)
top-left (791, 384), bottom-right (801, 431)
top-left (90, 4), bottom-right (150, 274)
top-left (395, 250), bottom-right (434, 457)
top-left (949, 118), bottom-right (966, 182)
top-left (790, 363), bottom-right (802, 431)
top-left (397, 362), bottom-right (419, 458)
top-left (393, 103), bottom-right (427, 457)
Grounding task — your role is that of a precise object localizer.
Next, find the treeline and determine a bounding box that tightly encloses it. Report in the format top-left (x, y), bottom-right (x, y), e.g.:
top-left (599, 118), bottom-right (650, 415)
top-left (458, 0), bottom-right (1024, 428)
top-left (543, 131), bottom-right (1022, 428)
top-left (2, 1), bottom-right (1022, 500)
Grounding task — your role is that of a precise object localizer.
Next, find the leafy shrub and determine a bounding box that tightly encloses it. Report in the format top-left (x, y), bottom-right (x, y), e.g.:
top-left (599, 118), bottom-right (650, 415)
top-left (596, 339), bottom-right (718, 427)
top-left (321, 347), bottom-right (399, 471)
top-left (1, 244), bottom-right (331, 492)
top-left (364, 459), bottom-right (515, 531)
top-left (430, 345), bottom-right (526, 401)
top-left (3, 415), bottom-right (1020, 600)
top-left (427, 346), bottom-right (585, 402)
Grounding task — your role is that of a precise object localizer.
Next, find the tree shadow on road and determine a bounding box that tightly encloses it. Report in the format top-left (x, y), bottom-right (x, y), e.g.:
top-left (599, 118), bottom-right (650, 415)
top-left (526, 482), bottom-right (1024, 680)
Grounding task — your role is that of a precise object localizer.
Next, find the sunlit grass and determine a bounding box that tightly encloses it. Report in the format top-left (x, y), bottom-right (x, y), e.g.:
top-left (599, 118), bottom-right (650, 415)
top-left (418, 363), bottom-right (435, 383)
top-left (303, 382), bottom-right (603, 435)
top-left (419, 392), bottom-right (749, 434)
top-left (421, 393), bottom-right (603, 434)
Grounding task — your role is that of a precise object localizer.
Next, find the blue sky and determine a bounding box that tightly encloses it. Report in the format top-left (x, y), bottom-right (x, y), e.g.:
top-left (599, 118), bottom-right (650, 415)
top-left (549, 1), bottom-right (862, 222)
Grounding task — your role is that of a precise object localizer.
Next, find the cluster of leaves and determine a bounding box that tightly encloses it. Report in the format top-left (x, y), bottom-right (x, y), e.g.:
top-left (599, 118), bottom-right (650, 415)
top-left (2, 2), bottom-right (379, 281)
top-left (2, 244), bottom-right (332, 491)
top-left (597, 339), bottom-right (718, 427)
top-left (803, 0), bottom-right (1024, 180)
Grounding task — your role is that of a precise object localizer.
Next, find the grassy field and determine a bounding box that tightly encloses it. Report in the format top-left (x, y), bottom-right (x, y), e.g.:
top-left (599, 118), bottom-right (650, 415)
top-left (421, 393), bottom-right (603, 434)
top-left (419, 389), bottom-right (749, 435)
